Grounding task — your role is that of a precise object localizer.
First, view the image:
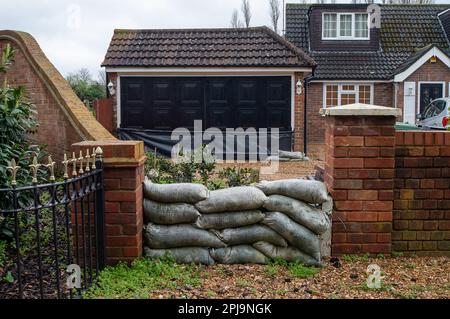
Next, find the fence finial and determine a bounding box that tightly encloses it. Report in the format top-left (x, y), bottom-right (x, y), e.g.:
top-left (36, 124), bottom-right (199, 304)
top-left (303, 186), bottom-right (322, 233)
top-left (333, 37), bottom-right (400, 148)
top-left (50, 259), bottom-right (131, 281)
top-left (95, 147), bottom-right (103, 158)
top-left (91, 147), bottom-right (96, 170)
top-left (29, 156), bottom-right (42, 184)
top-left (7, 159), bottom-right (20, 186)
top-left (71, 152), bottom-right (77, 177)
top-left (62, 154), bottom-right (70, 179)
top-left (78, 150), bottom-right (84, 175)
top-left (46, 156), bottom-right (56, 182)
top-left (85, 149), bottom-right (91, 172)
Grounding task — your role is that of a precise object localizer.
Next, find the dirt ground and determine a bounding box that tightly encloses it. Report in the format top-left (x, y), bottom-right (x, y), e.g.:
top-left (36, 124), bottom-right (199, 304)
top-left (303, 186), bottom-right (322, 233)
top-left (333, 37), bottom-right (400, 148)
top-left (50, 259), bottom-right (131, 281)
top-left (216, 160), bottom-right (323, 181)
top-left (149, 256), bottom-right (449, 299)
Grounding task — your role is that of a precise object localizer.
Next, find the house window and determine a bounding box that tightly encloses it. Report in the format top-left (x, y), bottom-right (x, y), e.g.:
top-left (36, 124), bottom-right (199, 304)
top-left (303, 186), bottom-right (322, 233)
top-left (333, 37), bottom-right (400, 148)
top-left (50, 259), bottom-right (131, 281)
top-left (322, 13), bottom-right (370, 40)
top-left (326, 85), bottom-right (339, 107)
top-left (324, 84), bottom-right (373, 107)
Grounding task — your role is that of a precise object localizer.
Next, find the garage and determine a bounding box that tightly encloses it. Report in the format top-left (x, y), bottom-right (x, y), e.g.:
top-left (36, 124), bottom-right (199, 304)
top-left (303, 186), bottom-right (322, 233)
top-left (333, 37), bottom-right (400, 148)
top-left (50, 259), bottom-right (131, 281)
top-left (120, 76), bottom-right (291, 131)
top-left (102, 27), bottom-right (315, 156)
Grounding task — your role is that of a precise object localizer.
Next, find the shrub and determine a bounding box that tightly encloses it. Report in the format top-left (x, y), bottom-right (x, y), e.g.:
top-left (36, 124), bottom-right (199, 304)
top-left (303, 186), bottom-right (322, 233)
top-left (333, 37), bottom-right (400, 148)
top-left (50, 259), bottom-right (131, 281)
top-left (218, 167), bottom-right (259, 187)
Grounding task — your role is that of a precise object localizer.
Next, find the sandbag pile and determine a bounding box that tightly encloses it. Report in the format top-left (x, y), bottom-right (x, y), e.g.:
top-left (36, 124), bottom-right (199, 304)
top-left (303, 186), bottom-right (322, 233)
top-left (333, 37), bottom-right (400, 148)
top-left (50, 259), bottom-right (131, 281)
top-left (143, 179), bottom-right (332, 267)
top-left (266, 151), bottom-right (310, 162)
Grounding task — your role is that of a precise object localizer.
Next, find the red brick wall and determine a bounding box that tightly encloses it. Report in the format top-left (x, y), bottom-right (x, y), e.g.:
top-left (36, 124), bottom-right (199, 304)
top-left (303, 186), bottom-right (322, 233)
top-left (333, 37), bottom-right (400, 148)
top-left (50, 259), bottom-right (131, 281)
top-left (307, 82), bottom-right (394, 160)
top-left (393, 131), bottom-right (450, 256)
top-left (0, 31), bottom-right (114, 161)
top-left (324, 115), bottom-right (396, 255)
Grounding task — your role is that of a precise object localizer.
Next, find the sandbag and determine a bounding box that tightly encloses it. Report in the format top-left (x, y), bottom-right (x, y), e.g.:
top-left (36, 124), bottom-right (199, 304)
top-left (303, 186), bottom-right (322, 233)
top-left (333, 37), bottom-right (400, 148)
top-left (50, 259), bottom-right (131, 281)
top-left (195, 210), bottom-right (265, 230)
top-left (143, 199), bottom-right (200, 225)
top-left (144, 247), bottom-right (215, 265)
top-left (210, 245), bottom-right (269, 264)
top-left (144, 224), bottom-right (226, 249)
top-left (263, 195), bottom-right (330, 235)
top-left (195, 186), bottom-right (267, 214)
top-left (143, 181), bottom-right (209, 204)
top-left (253, 242), bottom-right (321, 267)
top-left (262, 212), bottom-right (321, 261)
top-left (214, 225), bottom-right (288, 247)
top-left (256, 179), bottom-right (328, 204)
top-left (278, 151), bottom-right (305, 160)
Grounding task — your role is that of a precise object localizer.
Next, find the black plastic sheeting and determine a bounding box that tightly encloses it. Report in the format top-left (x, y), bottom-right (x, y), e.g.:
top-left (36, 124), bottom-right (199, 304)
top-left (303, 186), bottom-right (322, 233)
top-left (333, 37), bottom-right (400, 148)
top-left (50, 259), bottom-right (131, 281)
top-left (118, 128), bottom-right (293, 159)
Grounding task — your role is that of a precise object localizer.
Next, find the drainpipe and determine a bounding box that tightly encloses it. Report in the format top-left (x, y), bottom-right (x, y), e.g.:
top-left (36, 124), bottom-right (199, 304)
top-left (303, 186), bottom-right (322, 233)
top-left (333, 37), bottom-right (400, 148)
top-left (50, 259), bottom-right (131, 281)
top-left (303, 74), bottom-right (315, 156)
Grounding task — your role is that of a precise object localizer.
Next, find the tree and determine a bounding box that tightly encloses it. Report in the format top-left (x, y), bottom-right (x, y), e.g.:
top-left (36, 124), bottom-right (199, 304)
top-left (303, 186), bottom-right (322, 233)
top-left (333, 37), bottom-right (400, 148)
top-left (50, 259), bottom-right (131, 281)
top-left (66, 68), bottom-right (106, 108)
top-left (241, 0), bottom-right (252, 28)
top-left (269, 0), bottom-right (281, 33)
top-left (231, 9), bottom-right (243, 28)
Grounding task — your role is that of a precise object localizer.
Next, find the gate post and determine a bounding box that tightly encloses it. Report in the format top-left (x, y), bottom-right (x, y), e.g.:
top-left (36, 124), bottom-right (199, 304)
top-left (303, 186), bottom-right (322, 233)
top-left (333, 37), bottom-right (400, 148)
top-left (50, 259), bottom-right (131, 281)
top-left (321, 104), bottom-right (400, 255)
top-left (73, 140), bottom-right (146, 265)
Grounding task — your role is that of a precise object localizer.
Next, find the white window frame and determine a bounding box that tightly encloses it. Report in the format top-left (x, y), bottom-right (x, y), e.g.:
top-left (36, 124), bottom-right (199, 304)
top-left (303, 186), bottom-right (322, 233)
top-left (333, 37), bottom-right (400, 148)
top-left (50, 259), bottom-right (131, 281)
top-left (322, 13), bottom-right (370, 41)
top-left (323, 83), bottom-right (374, 108)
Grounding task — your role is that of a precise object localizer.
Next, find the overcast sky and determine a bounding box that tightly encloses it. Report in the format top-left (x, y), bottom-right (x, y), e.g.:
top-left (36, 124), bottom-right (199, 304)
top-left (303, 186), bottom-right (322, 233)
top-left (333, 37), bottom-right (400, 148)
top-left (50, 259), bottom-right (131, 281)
top-left (0, 0), bottom-right (448, 80)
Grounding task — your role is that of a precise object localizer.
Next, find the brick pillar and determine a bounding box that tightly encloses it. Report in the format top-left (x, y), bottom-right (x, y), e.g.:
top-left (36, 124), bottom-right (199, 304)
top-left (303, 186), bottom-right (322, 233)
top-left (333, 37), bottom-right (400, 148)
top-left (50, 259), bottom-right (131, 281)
top-left (322, 105), bottom-right (400, 255)
top-left (73, 140), bottom-right (146, 265)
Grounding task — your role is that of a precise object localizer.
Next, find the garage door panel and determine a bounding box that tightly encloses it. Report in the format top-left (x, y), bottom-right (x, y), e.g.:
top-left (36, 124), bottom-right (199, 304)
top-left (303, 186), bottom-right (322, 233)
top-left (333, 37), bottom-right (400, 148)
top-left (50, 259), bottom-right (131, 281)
top-left (121, 76), bottom-right (291, 131)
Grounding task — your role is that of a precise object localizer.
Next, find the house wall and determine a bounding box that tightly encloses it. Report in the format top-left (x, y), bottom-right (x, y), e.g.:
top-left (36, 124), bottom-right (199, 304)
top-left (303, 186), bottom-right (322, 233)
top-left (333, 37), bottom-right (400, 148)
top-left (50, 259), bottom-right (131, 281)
top-left (306, 82), bottom-right (394, 160)
top-left (396, 57), bottom-right (450, 122)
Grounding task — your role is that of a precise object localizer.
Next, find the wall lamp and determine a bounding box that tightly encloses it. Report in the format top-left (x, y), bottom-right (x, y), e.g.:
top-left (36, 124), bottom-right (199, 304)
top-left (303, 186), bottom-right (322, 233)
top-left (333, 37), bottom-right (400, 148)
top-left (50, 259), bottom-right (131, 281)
top-left (107, 81), bottom-right (116, 96)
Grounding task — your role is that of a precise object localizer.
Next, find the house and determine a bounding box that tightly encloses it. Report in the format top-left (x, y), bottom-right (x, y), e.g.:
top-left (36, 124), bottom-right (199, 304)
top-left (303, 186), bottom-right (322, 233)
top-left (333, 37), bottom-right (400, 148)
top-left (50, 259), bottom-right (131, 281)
top-left (102, 27), bottom-right (315, 157)
top-left (286, 3), bottom-right (450, 159)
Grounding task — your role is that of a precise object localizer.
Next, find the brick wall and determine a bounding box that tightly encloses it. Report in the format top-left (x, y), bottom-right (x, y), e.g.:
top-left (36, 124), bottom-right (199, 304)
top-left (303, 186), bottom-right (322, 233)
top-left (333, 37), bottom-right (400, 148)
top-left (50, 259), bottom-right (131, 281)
top-left (306, 82), bottom-right (394, 160)
top-left (393, 131), bottom-right (450, 256)
top-left (324, 114), bottom-right (396, 255)
top-left (73, 140), bottom-right (146, 265)
top-left (0, 31), bottom-right (114, 161)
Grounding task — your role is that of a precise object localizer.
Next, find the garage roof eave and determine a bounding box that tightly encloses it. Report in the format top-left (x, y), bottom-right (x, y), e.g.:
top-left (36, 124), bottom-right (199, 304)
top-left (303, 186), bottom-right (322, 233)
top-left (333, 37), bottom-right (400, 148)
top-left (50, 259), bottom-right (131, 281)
top-left (104, 66), bottom-right (314, 74)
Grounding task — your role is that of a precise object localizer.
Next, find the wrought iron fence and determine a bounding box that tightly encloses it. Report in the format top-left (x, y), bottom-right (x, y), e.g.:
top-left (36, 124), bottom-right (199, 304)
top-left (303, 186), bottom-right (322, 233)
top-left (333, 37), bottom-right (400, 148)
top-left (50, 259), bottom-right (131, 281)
top-left (0, 148), bottom-right (105, 299)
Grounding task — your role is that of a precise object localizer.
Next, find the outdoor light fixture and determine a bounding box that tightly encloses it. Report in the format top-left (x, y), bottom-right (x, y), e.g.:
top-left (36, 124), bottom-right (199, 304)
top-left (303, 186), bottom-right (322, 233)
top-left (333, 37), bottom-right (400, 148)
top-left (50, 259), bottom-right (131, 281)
top-left (107, 81), bottom-right (116, 96)
top-left (430, 56), bottom-right (437, 64)
top-left (296, 80), bottom-right (303, 95)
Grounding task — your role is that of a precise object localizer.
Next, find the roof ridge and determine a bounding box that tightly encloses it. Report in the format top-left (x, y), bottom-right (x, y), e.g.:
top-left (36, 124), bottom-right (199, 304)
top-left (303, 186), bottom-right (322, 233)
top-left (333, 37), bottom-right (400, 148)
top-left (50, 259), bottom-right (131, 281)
top-left (259, 26), bottom-right (316, 66)
top-left (113, 26), bottom-right (268, 34)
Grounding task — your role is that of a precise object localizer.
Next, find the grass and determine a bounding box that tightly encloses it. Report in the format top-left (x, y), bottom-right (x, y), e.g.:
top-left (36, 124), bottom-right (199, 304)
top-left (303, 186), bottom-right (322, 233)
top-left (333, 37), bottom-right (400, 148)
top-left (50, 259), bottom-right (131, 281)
top-left (342, 253), bottom-right (371, 263)
top-left (84, 256), bottom-right (203, 299)
top-left (266, 258), bottom-right (321, 279)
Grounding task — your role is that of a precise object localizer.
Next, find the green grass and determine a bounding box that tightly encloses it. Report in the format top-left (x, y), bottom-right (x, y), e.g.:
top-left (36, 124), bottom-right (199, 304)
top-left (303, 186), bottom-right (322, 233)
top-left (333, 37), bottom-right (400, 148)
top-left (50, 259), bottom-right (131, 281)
top-left (84, 256), bottom-right (203, 299)
top-left (342, 253), bottom-right (371, 262)
top-left (391, 251), bottom-right (404, 258)
top-left (0, 240), bottom-right (6, 268)
top-left (266, 258), bottom-right (321, 279)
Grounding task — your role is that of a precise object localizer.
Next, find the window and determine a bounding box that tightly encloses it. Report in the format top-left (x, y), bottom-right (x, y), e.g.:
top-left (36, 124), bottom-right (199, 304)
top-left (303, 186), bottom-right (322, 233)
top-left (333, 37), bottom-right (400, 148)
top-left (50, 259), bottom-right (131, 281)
top-left (326, 85), bottom-right (338, 107)
top-left (322, 13), bottom-right (369, 40)
top-left (324, 84), bottom-right (373, 108)
top-left (323, 14), bottom-right (337, 38)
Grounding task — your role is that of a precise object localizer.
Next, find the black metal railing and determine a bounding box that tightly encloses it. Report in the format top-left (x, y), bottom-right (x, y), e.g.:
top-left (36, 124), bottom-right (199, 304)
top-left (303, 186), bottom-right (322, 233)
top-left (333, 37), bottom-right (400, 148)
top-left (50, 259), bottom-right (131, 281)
top-left (0, 148), bottom-right (105, 299)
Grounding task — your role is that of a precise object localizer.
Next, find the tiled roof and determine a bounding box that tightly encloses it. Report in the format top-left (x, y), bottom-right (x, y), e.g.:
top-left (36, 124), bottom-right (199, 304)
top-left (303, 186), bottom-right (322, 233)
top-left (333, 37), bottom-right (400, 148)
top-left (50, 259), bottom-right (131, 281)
top-left (102, 26), bottom-right (315, 68)
top-left (285, 4), bottom-right (450, 80)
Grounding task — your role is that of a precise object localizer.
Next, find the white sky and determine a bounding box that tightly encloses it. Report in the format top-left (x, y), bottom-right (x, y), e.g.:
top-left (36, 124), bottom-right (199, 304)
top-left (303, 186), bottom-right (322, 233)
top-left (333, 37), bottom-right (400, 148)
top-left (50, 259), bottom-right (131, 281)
top-left (0, 0), bottom-right (449, 79)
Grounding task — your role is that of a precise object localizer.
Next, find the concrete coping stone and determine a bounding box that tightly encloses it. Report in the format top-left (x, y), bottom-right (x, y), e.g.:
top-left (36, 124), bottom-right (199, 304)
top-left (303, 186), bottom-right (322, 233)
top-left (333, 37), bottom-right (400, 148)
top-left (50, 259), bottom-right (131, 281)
top-left (320, 103), bottom-right (402, 117)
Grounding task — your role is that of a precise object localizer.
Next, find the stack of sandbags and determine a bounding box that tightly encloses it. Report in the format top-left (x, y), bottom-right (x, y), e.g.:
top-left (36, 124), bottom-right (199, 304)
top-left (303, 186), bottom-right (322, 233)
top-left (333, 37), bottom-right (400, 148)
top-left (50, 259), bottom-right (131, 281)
top-left (142, 178), bottom-right (332, 267)
top-left (265, 151), bottom-right (310, 163)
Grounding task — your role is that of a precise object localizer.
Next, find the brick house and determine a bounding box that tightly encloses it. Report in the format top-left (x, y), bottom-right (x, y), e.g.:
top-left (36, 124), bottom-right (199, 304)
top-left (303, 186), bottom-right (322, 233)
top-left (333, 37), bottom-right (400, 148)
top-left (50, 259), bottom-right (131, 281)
top-left (102, 27), bottom-right (315, 156)
top-left (286, 4), bottom-right (450, 159)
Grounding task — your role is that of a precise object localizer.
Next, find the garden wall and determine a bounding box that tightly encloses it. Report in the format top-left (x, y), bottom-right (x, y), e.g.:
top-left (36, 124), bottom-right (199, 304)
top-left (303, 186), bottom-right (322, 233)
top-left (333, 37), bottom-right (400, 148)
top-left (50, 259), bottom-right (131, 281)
top-left (322, 104), bottom-right (450, 257)
top-left (393, 131), bottom-right (450, 255)
top-left (142, 180), bottom-right (333, 265)
top-left (0, 30), bottom-right (115, 161)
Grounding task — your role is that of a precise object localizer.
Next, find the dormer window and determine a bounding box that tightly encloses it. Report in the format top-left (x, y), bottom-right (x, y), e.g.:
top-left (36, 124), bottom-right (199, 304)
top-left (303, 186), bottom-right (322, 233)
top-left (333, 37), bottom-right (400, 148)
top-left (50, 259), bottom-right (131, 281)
top-left (322, 13), bottom-right (370, 40)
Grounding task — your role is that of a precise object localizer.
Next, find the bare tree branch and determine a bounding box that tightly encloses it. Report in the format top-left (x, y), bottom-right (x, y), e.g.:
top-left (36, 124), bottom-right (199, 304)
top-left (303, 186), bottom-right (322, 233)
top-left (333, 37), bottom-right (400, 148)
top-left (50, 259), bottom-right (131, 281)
top-left (269, 0), bottom-right (281, 33)
top-left (241, 0), bottom-right (252, 28)
top-left (231, 9), bottom-right (244, 28)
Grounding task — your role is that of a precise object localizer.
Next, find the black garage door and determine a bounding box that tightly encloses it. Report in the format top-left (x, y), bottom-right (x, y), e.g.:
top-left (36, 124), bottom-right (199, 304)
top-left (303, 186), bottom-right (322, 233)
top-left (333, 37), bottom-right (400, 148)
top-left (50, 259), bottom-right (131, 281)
top-left (120, 76), bottom-right (292, 131)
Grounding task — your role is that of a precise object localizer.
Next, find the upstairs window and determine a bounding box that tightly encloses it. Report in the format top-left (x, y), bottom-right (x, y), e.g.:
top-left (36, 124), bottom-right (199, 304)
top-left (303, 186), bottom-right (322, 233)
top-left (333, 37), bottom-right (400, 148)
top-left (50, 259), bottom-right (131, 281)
top-left (322, 13), bottom-right (370, 40)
